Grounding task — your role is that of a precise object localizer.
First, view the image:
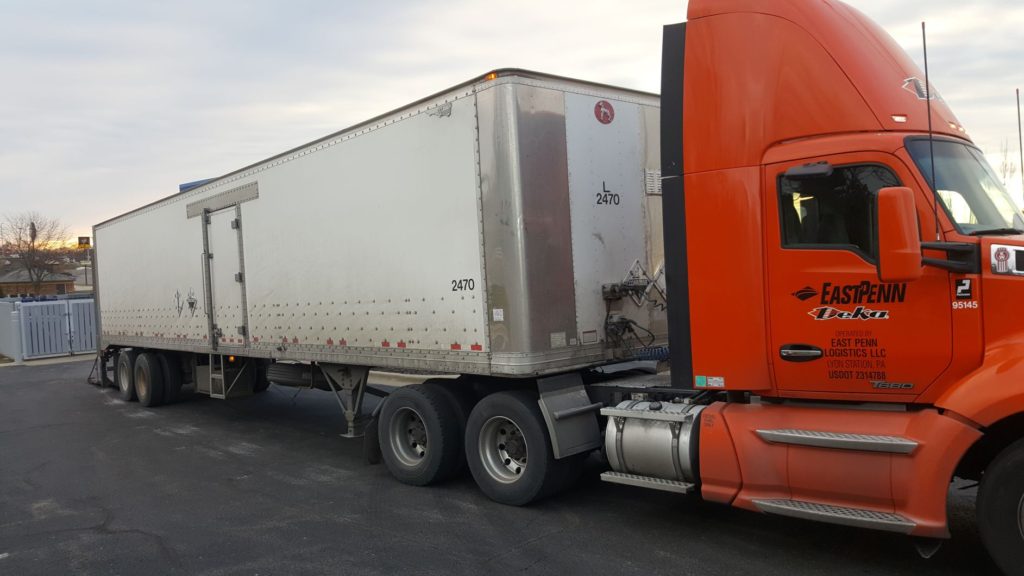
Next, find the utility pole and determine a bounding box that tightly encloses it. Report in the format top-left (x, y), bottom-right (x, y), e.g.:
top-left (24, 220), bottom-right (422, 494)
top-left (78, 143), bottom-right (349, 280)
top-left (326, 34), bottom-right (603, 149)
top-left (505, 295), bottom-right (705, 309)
top-left (1017, 88), bottom-right (1022, 202)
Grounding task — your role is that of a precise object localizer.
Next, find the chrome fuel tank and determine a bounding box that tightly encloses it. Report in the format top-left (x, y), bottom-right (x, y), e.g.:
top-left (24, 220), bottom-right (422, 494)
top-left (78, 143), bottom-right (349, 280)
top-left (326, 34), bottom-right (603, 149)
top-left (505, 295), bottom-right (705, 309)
top-left (603, 400), bottom-right (705, 483)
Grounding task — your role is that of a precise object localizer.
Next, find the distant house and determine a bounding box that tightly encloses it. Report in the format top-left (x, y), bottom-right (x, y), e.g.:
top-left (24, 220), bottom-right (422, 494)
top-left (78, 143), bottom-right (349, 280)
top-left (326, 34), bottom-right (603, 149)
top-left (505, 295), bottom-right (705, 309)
top-left (0, 269), bottom-right (76, 297)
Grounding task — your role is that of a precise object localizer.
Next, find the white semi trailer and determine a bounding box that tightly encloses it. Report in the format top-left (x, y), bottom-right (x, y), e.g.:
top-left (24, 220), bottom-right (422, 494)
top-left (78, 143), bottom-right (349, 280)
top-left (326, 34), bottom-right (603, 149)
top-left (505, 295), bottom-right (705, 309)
top-left (94, 70), bottom-right (666, 502)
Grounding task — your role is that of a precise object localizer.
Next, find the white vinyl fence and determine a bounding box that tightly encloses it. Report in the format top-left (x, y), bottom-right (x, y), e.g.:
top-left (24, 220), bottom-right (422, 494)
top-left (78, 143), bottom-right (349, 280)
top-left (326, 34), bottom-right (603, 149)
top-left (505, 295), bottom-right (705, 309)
top-left (0, 298), bottom-right (96, 364)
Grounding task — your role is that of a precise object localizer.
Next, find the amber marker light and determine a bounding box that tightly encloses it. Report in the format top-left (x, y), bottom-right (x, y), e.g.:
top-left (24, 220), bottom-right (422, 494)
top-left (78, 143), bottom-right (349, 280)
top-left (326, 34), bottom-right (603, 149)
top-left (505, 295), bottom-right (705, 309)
top-left (228, 355), bottom-right (236, 363)
top-left (484, 72), bottom-right (498, 81)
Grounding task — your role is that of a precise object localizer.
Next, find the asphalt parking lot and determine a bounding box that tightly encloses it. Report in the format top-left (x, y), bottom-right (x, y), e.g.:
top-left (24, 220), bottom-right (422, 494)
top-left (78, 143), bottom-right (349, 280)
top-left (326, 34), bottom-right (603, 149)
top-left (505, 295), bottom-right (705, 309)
top-left (0, 359), bottom-right (1001, 575)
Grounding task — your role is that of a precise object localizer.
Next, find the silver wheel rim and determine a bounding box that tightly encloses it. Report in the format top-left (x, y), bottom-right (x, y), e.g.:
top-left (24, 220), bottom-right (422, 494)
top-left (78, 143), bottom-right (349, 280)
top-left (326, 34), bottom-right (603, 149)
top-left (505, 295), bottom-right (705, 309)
top-left (388, 407), bottom-right (427, 468)
top-left (118, 361), bottom-right (130, 393)
top-left (135, 365), bottom-right (148, 399)
top-left (478, 416), bottom-right (527, 484)
top-left (1018, 492), bottom-right (1024, 540)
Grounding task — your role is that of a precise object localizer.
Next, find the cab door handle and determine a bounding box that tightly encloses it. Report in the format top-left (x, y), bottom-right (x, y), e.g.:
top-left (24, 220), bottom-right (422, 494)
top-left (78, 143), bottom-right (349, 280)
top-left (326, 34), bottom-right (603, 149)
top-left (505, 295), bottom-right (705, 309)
top-left (779, 344), bottom-right (823, 362)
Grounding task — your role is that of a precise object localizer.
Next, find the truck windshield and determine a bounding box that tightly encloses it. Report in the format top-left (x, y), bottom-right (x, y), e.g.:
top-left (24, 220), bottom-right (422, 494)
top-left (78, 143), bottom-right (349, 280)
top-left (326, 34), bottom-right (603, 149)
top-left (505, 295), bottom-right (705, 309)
top-left (906, 138), bottom-right (1024, 234)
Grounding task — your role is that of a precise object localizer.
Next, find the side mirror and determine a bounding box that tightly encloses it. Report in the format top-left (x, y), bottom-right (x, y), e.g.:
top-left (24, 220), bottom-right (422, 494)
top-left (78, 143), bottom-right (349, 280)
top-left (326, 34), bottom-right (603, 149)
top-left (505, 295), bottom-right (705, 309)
top-left (876, 186), bottom-right (922, 282)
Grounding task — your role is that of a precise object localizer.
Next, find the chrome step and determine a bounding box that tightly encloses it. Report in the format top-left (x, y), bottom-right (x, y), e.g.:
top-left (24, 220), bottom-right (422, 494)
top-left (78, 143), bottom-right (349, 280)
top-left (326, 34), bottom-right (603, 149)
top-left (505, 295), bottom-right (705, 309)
top-left (752, 498), bottom-right (916, 533)
top-left (600, 472), bottom-right (695, 494)
top-left (756, 429), bottom-right (918, 454)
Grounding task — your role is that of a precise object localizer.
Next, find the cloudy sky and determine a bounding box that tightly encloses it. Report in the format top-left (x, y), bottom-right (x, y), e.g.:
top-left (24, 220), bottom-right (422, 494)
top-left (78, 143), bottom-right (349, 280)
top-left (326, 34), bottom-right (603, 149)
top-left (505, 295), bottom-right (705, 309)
top-left (1, 0), bottom-right (1023, 239)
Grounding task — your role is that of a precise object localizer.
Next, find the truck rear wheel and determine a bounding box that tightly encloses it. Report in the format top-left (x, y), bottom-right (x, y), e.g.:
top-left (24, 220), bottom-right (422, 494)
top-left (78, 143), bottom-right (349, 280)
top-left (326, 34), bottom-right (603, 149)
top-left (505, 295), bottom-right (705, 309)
top-left (116, 350), bottom-right (138, 402)
top-left (134, 352), bottom-right (165, 408)
top-left (978, 437), bottom-right (1024, 575)
top-left (378, 384), bottom-right (461, 486)
top-left (466, 390), bottom-right (568, 506)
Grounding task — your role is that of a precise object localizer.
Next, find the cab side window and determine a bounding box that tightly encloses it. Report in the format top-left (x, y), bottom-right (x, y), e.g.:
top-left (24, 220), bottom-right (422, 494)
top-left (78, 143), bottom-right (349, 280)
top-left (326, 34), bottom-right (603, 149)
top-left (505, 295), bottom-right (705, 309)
top-left (779, 164), bottom-right (900, 261)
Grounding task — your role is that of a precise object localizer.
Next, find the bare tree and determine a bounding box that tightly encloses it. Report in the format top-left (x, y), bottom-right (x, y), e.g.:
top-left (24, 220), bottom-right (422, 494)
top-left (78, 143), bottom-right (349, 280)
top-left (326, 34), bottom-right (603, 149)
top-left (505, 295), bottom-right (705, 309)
top-left (1000, 139), bottom-right (1019, 188)
top-left (0, 212), bottom-right (71, 294)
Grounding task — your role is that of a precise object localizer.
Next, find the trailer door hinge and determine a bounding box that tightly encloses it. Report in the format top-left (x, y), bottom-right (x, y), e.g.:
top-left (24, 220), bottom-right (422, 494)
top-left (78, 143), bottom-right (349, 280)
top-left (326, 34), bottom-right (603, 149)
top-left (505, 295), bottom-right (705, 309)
top-left (234, 272), bottom-right (244, 283)
top-left (231, 218), bottom-right (241, 230)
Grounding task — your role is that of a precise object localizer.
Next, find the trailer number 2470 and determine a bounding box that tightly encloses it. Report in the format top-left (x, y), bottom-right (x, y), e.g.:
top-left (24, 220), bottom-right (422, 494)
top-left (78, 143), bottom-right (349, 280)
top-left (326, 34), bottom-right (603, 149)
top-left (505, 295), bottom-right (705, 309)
top-left (451, 279), bottom-right (476, 291)
top-left (596, 181), bottom-right (620, 206)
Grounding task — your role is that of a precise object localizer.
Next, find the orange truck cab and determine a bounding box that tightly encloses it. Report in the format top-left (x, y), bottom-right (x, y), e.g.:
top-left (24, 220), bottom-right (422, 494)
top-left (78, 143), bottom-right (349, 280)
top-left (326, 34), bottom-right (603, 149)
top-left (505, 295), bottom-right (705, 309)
top-left (616, 0), bottom-right (1024, 572)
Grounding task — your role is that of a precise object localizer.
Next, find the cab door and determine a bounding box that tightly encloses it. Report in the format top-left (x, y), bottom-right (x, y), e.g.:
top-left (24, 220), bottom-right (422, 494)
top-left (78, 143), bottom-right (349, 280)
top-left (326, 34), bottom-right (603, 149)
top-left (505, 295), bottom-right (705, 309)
top-left (765, 152), bottom-right (952, 397)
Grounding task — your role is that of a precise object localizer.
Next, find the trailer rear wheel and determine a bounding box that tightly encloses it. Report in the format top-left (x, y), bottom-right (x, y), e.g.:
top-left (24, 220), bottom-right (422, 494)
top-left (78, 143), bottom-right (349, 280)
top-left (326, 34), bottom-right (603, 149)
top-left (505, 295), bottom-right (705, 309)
top-left (466, 390), bottom-right (566, 506)
top-left (252, 360), bottom-right (271, 393)
top-left (422, 380), bottom-right (475, 476)
top-left (378, 384), bottom-right (461, 486)
top-left (134, 352), bottom-right (165, 407)
top-left (159, 353), bottom-right (183, 404)
top-left (116, 350), bottom-right (138, 402)
top-left (978, 437), bottom-right (1024, 575)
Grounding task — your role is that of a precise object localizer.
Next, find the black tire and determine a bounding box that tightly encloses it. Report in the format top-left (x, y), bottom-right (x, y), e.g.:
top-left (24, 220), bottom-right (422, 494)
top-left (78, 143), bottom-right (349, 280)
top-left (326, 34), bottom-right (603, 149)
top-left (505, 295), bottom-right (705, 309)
top-left (116, 350), bottom-right (138, 402)
top-left (252, 360), bottom-right (271, 393)
top-left (465, 390), bottom-right (568, 506)
top-left (158, 353), bottom-right (183, 405)
top-left (977, 437), bottom-right (1024, 576)
top-left (378, 384), bottom-right (462, 486)
top-left (363, 412), bottom-right (383, 465)
top-left (422, 379), bottom-right (476, 475)
top-left (134, 352), bottom-right (165, 408)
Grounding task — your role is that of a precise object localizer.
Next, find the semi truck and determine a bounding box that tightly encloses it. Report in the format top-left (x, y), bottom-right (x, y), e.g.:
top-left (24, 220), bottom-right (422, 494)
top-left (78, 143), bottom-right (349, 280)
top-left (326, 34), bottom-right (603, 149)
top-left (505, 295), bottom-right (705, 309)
top-left (91, 0), bottom-right (1024, 572)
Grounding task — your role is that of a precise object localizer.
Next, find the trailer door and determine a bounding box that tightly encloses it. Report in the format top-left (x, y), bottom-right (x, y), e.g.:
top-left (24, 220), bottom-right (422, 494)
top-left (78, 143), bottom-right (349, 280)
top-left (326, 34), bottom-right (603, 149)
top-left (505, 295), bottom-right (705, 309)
top-left (202, 206), bottom-right (248, 349)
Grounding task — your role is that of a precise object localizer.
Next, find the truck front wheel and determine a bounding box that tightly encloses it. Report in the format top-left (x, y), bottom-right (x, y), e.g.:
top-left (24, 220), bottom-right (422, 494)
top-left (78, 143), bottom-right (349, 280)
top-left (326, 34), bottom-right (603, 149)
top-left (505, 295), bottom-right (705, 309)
top-left (466, 390), bottom-right (569, 506)
top-left (378, 384), bottom-right (461, 486)
top-left (978, 437), bottom-right (1024, 575)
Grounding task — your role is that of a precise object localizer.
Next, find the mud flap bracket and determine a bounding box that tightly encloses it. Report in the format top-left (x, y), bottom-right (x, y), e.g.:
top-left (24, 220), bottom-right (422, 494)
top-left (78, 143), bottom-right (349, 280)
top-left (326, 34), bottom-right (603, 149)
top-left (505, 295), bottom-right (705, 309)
top-left (538, 373), bottom-right (603, 459)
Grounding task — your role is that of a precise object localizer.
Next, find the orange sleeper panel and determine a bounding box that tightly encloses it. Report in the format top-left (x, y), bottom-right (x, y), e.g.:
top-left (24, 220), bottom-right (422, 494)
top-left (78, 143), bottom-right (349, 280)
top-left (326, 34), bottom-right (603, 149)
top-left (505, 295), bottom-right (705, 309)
top-left (685, 167), bottom-right (772, 392)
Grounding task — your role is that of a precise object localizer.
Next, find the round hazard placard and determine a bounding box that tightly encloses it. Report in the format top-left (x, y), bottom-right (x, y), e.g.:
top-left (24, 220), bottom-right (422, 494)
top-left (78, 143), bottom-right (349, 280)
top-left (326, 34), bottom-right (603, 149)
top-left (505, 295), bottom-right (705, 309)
top-left (594, 100), bottom-right (614, 124)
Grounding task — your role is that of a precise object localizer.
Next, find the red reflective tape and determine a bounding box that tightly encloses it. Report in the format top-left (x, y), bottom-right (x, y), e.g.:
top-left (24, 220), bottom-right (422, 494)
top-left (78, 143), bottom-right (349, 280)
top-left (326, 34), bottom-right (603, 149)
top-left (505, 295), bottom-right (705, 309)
top-left (451, 343), bottom-right (462, 350)
top-left (326, 338), bottom-right (334, 346)
top-left (470, 344), bottom-right (482, 351)
top-left (381, 340), bottom-right (391, 348)
top-left (397, 341), bottom-right (406, 349)
top-left (291, 337), bottom-right (298, 344)
top-left (340, 338), bottom-right (348, 346)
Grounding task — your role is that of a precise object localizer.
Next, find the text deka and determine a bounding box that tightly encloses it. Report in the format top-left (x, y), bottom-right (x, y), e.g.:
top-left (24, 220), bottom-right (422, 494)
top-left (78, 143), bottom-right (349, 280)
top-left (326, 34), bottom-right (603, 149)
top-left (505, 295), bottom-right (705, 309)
top-left (819, 281), bottom-right (906, 305)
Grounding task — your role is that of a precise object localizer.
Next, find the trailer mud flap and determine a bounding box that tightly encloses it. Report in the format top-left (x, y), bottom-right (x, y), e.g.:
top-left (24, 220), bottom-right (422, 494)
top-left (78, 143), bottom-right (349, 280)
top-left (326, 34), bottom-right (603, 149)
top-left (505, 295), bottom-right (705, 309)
top-left (537, 373), bottom-right (602, 459)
